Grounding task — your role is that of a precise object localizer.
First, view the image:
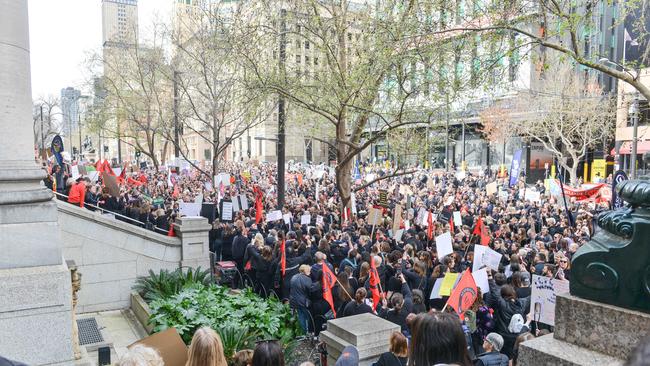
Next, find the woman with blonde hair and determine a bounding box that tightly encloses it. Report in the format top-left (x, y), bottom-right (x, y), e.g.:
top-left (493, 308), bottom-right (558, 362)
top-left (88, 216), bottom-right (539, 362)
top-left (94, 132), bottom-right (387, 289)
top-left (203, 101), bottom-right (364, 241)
top-left (186, 327), bottom-right (228, 366)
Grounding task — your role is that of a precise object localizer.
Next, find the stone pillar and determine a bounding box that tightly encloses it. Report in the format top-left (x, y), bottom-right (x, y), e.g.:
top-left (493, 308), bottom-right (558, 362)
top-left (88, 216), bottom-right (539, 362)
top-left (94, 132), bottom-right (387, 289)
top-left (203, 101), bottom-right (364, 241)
top-left (175, 216), bottom-right (211, 269)
top-left (0, 1), bottom-right (74, 364)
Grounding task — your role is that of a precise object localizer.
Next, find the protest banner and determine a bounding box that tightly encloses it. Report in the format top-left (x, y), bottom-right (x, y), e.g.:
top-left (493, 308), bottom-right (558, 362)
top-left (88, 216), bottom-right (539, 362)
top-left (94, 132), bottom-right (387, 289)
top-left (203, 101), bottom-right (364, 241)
top-left (439, 272), bottom-right (460, 297)
top-left (392, 205), bottom-right (402, 234)
top-left (367, 207), bottom-right (383, 226)
top-left (283, 213), bottom-right (292, 225)
top-left (300, 213), bottom-right (312, 225)
top-left (453, 211), bottom-right (462, 226)
top-left (220, 201), bottom-right (233, 221)
top-left (486, 181), bottom-right (497, 196)
top-left (266, 210), bottom-right (283, 222)
top-left (179, 202), bottom-right (202, 217)
top-left (316, 215), bottom-right (324, 226)
top-left (435, 232), bottom-right (454, 259)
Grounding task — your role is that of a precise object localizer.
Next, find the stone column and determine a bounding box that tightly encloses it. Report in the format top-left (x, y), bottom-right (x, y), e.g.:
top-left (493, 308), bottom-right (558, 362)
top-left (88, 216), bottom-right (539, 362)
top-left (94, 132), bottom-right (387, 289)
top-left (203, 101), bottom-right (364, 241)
top-left (0, 1), bottom-right (74, 364)
top-left (175, 216), bottom-right (211, 269)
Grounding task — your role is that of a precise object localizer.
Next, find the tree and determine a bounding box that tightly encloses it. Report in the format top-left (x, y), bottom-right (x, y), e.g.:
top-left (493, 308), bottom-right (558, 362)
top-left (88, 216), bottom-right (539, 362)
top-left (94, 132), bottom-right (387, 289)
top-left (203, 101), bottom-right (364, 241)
top-left (479, 102), bottom-right (515, 166)
top-left (507, 65), bottom-right (615, 184)
top-left (429, 0), bottom-right (650, 102)
top-left (86, 23), bottom-right (173, 169)
top-left (169, 3), bottom-right (272, 182)
top-left (235, 0), bottom-right (499, 209)
top-left (33, 96), bottom-right (62, 154)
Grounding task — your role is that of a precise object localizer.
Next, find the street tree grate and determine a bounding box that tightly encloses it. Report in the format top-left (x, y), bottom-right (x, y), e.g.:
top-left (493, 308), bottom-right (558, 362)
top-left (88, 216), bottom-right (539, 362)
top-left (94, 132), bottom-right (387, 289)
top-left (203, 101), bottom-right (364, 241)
top-left (77, 318), bottom-right (104, 345)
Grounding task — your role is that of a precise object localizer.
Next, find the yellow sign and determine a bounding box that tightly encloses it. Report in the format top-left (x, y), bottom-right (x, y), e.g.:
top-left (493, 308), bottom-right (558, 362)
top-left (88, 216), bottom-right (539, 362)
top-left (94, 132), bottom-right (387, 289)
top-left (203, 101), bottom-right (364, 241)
top-left (591, 159), bottom-right (606, 182)
top-left (439, 272), bottom-right (460, 297)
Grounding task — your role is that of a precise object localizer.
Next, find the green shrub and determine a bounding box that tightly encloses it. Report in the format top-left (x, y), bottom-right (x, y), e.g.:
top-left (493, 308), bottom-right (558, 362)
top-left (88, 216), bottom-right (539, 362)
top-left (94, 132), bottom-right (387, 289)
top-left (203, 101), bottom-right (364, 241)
top-left (148, 283), bottom-right (302, 353)
top-left (133, 267), bottom-right (212, 302)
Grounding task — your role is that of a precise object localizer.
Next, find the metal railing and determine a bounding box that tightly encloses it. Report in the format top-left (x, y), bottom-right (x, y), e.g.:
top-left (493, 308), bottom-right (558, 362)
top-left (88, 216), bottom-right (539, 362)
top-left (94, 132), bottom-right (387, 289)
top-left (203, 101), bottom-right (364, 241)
top-left (52, 190), bottom-right (170, 236)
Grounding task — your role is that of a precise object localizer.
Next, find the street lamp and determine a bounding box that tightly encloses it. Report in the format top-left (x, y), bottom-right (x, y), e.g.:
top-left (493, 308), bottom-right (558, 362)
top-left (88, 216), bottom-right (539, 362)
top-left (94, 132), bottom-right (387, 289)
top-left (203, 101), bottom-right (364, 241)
top-left (598, 57), bottom-right (639, 80)
top-left (629, 93), bottom-right (641, 179)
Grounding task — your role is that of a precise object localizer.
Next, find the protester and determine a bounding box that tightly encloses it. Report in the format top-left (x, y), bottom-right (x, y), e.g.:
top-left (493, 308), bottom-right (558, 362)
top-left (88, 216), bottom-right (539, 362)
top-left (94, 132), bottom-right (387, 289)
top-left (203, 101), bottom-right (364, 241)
top-left (232, 349), bottom-right (253, 366)
top-left (117, 345), bottom-right (164, 366)
top-left (252, 340), bottom-right (284, 366)
top-left (186, 327), bottom-right (228, 366)
top-left (408, 312), bottom-right (473, 366)
top-left (374, 331), bottom-right (408, 366)
top-left (335, 345), bottom-right (359, 366)
top-left (475, 333), bottom-right (509, 366)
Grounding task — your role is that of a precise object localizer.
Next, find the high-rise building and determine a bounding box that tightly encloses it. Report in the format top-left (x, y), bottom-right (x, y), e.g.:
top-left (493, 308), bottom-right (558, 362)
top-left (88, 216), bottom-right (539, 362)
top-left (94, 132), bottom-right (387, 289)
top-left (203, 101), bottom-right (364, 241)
top-left (102, 0), bottom-right (138, 47)
top-left (60, 87), bottom-right (81, 137)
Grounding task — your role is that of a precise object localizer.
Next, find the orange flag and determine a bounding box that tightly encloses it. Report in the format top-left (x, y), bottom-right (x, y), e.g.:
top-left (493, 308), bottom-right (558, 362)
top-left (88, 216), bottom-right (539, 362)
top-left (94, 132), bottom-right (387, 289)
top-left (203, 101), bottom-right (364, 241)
top-left (427, 210), bottom-right (434, 241)
top-left (280, 238), bottom-right (287, 277)
top-left (322, 263), bottom-right (337, 318)
top-left (446, 269), bottom-right (478, 320)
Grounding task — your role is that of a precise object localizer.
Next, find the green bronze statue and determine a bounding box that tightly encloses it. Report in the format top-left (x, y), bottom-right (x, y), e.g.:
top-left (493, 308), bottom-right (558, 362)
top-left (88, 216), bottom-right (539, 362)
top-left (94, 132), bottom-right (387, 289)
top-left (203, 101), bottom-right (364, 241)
top-left (570, 178), bottom-right (650, 313)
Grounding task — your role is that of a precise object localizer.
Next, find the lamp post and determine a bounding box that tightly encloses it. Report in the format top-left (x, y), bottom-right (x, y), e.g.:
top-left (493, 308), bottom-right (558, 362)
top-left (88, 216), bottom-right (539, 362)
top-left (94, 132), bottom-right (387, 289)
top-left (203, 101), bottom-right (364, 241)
top-left (276, 8), bottom-right (287, 210)
top-left (40, 105), bottom-right (45, 159)
top-left (629, 93), bottom-right (640, 179)
top-left (173, 70), bottom-right (180, 160)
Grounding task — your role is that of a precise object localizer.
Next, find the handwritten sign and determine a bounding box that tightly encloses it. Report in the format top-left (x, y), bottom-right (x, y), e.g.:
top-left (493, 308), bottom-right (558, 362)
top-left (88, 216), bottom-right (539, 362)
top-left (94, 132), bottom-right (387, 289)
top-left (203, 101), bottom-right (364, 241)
top-left (221, 201), bottom-right (233, 221)
top-left (300, 213), bottom-right (312, 225)
top-left (367, 207), bottom-right (382, 226)
top-left (435, 232), bottom-right (454, 259)
top-left (179, 202), bottom-right (202, 217)
top-left (530, 275), bottom-right (570, 326)
top-left (283, 213), bottom-right (292, 225)
top-left (473, 245), bottom-right (503, 272)
top-left (316, 215), bottom-right (324, 226)
top-left (266, 210), bottom-right (282, 222)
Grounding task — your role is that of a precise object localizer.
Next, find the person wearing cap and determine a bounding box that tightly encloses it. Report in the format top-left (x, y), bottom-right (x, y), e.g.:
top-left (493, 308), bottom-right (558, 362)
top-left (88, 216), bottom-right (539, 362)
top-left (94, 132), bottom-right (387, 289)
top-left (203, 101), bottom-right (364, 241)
top-left (335, 345), bottom-right (359, 366)
top-left (475, 333), bottom-right (508, 366)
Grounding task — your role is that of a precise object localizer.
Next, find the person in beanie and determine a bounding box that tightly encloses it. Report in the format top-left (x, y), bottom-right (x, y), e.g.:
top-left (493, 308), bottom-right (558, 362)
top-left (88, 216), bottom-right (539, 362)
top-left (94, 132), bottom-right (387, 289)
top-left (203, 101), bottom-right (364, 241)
top-left (336, 345), bottom-right (359, 366)
top-left (476, 333), bottom-right (508, 366)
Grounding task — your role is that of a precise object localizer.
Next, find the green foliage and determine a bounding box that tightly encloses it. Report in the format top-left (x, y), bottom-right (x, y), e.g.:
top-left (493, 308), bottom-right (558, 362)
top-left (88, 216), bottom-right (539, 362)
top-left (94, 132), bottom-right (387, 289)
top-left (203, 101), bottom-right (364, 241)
top-left (132, 267), bottom-right (212, 302)
top-left (148, 284), bottom-right (302, 357)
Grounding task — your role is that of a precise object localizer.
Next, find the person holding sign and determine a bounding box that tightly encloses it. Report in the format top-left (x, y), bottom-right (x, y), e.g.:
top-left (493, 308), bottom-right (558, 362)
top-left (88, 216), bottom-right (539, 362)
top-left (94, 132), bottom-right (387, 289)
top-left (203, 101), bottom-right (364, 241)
top-left (486, 279), bottom-right (531, 358)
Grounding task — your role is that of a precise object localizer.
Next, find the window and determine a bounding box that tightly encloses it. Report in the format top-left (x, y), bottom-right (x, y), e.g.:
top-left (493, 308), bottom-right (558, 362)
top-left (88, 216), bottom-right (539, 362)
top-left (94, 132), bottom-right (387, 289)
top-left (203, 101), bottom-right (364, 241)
top-left (314, 57), bottom-right (319, 65)
top-left (305, 41), bottom-right (310, 49)
top-left (295, 54), bottom-right (301, 63)
top-left (305, 55), bottom-right (310, 64)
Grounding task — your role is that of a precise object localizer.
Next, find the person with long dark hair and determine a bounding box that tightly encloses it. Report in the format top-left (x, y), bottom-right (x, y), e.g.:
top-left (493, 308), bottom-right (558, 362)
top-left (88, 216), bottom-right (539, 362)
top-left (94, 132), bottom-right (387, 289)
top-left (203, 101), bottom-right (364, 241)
top-left (251, 340), bottom-right (284, 366)
top-left (408, 312), bottom-right (473, 366)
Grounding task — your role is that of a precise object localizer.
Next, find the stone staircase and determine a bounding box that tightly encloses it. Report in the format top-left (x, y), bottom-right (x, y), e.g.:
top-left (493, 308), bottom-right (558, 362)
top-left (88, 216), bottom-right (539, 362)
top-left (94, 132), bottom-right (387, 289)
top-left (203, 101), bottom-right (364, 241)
top-left (519, 293), bottom-right (650, 365)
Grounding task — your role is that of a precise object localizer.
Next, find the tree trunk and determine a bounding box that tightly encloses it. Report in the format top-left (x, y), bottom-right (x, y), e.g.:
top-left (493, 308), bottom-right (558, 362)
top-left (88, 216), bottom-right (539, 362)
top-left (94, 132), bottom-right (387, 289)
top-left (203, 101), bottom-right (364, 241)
top-left (569, 160), bottom-right (580, 187)
top-left (336, 158), bottom-right (352, 211)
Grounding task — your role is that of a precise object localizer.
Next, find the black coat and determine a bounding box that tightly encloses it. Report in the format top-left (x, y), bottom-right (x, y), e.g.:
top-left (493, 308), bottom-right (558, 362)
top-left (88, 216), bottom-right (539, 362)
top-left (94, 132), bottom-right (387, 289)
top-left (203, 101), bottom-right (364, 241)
top-left (342, 302), bottom-right (373, 317)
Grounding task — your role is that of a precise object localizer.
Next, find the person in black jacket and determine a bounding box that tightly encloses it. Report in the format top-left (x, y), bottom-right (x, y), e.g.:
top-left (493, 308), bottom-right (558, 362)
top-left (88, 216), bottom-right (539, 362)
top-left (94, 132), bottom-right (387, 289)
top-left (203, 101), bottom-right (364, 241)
top-left (342, 287), bottom-right (374, 317)
top-left (289, 265), bottom-right (313, 333)
top-left (475, 333), bottom-right (509, 366)
top-left (374, 331), bottom-right (408, 366)
top-left (486, 281), bottom-right (530, 359)
top-left (247, 244), bottom-right (275, 298)
top-left (379, 274), bottom-right (413, 334)
top-left (232, 225), bottom-right (250, 288)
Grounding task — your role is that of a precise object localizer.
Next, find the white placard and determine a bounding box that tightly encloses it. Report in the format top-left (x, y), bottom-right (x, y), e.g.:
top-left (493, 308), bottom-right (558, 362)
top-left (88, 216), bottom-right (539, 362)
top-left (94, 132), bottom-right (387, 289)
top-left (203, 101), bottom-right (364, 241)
top-left (239, 194), bottom-right (249, 210)
top-left (453, 211), bottom-right (462, 226)
top-left (473, 244), bottom-right (503, 272)
top-left (351, 192), bottom-right (358, 215)
top-left (429, 278), bottom-right (445, 299)
top-left (232, 196), bottom-right (240, 212)
top-left (456, 171), bottom-right (466, 181)
top-left (71, 165), bottom-right (80, 180)
top-left (113, 168), bottom-right (122, 178)
top-left (435, 231), bottom-right (454, 259)
top-left (364, 173), bottom-right (376, 183)
top-left (216, 173), bottom-right (231, 186)
top-left (194, 194), bottom-right (203, 204)
top-left (283, 213), bottom-right (292, 225)
top-left (473, 268), bottom-right (490, 295)
top-left (301, 213), bottom-right (311, 225)
top-left (498, 190), bottom-right (509, 202)
top-left (404, 220), bottom-right (410, 230)
top-left (394, 229), bottom-right (404, 242)
top-left (316, 215), bottom-right (324, 226)
top-left (179, 202), bottom-right (202, 217)
top-left (524, 190), bottom-right (541, 203)
top-left (88, 171), bottom-right (99, 182)
top-left (530, 275), bottom-right (570, 326)
top-left (417, 208), bottom-right (427, 226)
top-left (266, 210), bottom-right (283, 222)
top-left (221, 201), bottom-right (233, 221)
top-left (486, 181), bottom-right (498, 196)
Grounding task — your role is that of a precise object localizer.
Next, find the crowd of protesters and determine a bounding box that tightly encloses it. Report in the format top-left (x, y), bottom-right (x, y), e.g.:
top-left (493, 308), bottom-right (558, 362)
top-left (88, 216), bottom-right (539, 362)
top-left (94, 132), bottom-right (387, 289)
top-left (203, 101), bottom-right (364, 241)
top-left (42, 155), bottom-right (616, 365)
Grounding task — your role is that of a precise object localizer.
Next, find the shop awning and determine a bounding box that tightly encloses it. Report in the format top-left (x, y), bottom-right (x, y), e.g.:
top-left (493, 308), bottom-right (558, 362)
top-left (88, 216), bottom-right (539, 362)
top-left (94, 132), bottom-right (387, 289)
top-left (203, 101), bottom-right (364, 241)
top-left (612, 141), bottom-right (650, 155)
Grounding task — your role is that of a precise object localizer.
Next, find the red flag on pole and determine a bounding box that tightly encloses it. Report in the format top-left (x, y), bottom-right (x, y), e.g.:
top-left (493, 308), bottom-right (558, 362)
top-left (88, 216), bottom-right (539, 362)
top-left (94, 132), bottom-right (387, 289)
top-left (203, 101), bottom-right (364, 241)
top-left (322, 263), bottom-right (337, 318)
top-left (254, 185), bottom-right (263, 224)
top-left (427, 210), bottom-right (434, 241)
top-left (172, 184), bottom-right (179, 199)
top-left (119, 163), bottom-right (127, 179)
top-left (473, 217), bottom-right (490, 246)
top-left (280, 238), bottom-right (287, 277)
top-left (472, 217), bottom-right (483, 236)
top-left (369, 257), bottom-right (381, 310)
top-left (449, 217), bottom-right (455, 234)
top-left (445, 269), bottom-right (478, 320)
top-left (103, 159), bottom-right (115, 176)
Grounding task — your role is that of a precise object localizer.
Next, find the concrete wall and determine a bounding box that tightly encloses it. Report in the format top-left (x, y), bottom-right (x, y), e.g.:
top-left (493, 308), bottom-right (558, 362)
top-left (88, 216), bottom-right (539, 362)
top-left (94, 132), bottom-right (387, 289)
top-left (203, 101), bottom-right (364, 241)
top-left (57, 201), bottom-right (183, 313)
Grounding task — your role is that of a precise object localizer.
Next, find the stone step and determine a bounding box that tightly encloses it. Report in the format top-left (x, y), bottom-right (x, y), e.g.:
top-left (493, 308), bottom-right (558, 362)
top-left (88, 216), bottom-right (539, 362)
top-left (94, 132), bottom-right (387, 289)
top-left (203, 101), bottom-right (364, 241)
top-left (326, 313), bottom-right (399, 348)
top-left (518, 334), bottom-right (624, 366)
top-left (554, 293), bottom-right (650, 360)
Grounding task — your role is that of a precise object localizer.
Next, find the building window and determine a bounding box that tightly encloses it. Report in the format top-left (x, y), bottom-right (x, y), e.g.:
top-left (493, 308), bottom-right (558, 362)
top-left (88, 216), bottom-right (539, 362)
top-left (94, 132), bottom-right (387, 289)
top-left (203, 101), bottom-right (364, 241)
top-left (295, 54), bottom-right (301, 63)
top-left (628, 99), bottom-right (650, 126)
top-left (314, 57), bottom-right (319, 65)
top-left (305, 41), bottom-right (310, 49)
top-left (305, 55), bottom-right (310, 64)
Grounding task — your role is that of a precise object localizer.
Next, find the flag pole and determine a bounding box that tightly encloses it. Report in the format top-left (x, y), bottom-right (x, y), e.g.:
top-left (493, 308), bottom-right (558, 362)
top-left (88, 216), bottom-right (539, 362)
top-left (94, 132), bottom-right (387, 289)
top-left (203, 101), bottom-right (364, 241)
top-left (335, 278), bottom-right (353, 301)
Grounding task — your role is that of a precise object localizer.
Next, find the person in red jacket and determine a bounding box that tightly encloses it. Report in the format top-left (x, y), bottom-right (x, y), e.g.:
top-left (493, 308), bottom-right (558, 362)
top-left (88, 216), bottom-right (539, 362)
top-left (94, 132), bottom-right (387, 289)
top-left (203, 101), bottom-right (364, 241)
top-left (68, 177), bottom-right (90, 208)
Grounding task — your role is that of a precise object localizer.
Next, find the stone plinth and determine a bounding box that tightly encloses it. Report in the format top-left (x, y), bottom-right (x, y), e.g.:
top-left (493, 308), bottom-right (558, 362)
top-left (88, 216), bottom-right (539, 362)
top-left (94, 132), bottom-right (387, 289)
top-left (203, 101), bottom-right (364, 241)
top-left (519, 293), bottom-right (650, 366)
top-left (320, 313), bottom-right (400, 366)
top-left (174, 216), bottom-right (211, 269)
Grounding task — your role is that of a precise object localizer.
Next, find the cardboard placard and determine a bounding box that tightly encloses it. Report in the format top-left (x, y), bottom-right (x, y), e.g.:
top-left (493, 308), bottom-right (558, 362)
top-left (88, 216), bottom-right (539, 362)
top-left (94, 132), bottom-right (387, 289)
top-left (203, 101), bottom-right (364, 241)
top-left (239, 194), bottom-right (249, 210)
top-left (392, 205), bottom-right (402, 234)
top-left (103, 173), bottom-right (120, 197)
top-left (530, 275), bottom-right (570, 326)
top-left (486, 181), bottom-right (498, 196)
top-left (367, 207), bottom-right (383, 226)
top-left (128, 328), bottom-right (187, 366)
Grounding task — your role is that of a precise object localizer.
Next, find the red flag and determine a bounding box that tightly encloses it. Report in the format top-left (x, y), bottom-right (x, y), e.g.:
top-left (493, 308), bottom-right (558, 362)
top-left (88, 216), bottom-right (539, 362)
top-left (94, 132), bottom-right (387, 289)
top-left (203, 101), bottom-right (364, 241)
top-left (172, 184), bottom-right (179, 199)
top-left (427, 210), bottom-right (434, 241)
top-left (472, 217), bottom-right (483, 236)
top-left (254, 185), bottom-right (263, 224)
top-left (322, 263), bottom-right (337, 318)
top-left (449, 217), bottom-right (455, 234)
top-left (446, 269), bottom-right (478, 320)
top-left (95, 160), bottom-right (105, 174)
top-left (280, 238), bottom-right (287, 277)
top-left (167, 225), bottom-right (176, 237)
top-left (369, 257), bottom-right (381, 310)
top-left (103, 160), bottom-right (115, 176)
top-left (119, 164), bottom-right (127, 179)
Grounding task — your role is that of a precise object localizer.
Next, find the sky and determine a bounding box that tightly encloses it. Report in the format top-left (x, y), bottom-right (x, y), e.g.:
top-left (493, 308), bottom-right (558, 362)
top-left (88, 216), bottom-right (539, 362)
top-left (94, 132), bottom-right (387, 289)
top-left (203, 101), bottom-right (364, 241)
top-left (28, 0), bottom-right (173, 100)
